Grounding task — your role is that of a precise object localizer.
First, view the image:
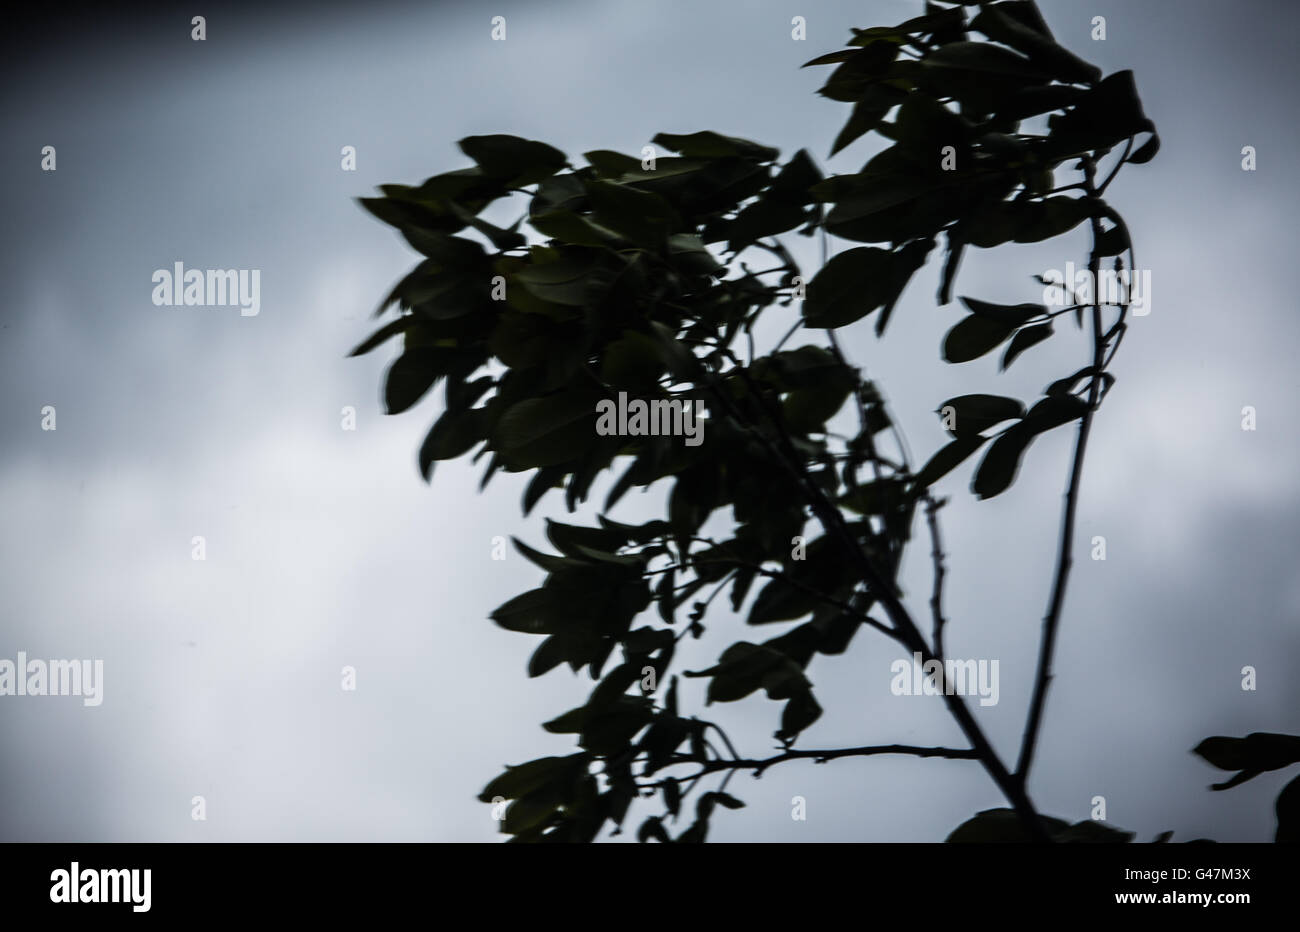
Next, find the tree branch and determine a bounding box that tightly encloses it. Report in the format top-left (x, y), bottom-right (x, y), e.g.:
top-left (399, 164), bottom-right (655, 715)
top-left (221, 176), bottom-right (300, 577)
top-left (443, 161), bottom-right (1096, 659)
top-left (661, 743), bottom-right (980, 781)
top-left (923, 494), bottom-right (950, 659)
top-left (1015, 155), bottom-right (1112, 784)
top-left (697, 340), bottom-right (1050, 840)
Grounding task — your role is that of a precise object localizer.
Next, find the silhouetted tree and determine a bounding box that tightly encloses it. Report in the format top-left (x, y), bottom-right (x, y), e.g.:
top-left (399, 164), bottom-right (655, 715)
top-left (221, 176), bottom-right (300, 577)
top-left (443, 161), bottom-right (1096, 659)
top-left (352, 1), bottom-right (1290, 843)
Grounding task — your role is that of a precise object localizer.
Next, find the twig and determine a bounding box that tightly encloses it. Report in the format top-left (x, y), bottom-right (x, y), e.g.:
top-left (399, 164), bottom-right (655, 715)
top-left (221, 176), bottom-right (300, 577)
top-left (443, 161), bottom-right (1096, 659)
top-left (923, 494), bottom-right (949, 659)
top-left (1015, 156), bottom-right (1112, 784)
top-left (661, 744), bottom-right (981, 781)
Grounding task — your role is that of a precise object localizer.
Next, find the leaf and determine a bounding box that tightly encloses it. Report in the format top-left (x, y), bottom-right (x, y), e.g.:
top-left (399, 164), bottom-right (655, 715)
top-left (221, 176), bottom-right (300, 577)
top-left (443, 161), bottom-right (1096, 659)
top-left (449, 203), bottom-right (526, 250)
top-left (747, 577), bottom-right (820, 626)
top-left (1193, 733), bottom-right (1300, 772)
top-left (892, 93), bottom-right (972, 156)
top-left (490, 588), bottom-right (561, 635)
top-left (349, 316), bottom-right (416, 357)
top-left (701, 791), bottom-right (746, 811)
top-left (991, 0), bottom-right (1053, 38)
top-left (651, 131), bottom-right (779, 162)
top-left (959, 296), bottom-right (1043, 326)
top-left (783, 380), bottom-right (852, 432)
top-left (1192, 736), bottom-right (1250, 771)
top-left (686, 641), bottom-right (789, 703)
top-left (1017, 197), bottom-right (1091, 243)
top-left (514, 254), bottom-right (613, 307)
top-left (1128, 132), bottom-right (1160, 164)
top-left (1047, 70), bottom-right (1155, 154)
top-left (529, 209), bottom-right (625, 247)
top-left (819, 173), bottom-right (934, 224)
top-left (596, 515), bottom-right (672, 544)
top-left (777, 690), bottom-right (822, 741)
top-left (493, 390), bottom-right (598, 468)
top-left (942, 315), bottom-right (1017, 363)
top-left (522, 466), bottom-right (564, 515)
top-left (875, 237), bottom-right (934, 336)
top-left (384, 348), bottom-right (443, 414)
top-left (458, 134), bottom-right (568, 185)
top-left (1001, 323), bottom-right (1053, 369)
top-left (476, 753), bottom-right (588, 803)
top-left (1095, 223), bottom-right (1130, 258)
top-left (965, 197), bottom-right (1091, 248)
top-left (946, 808), bottom-right (1069, 842)
top-left (637, 816), bottom-right (671, 843)
top-left (511, 537), bottom-right (578, 573)
top-left (668, 233), bottom-right (724, 277)
top-left (922, 41), bottom-right (1049, 80)
top-left (528, 635), bottom-right (572, 677)
top-left (585, 179), bottom-right (679, 248)
top-left (841, 478), bottom-right (906, 515)
top-left (646, 321), bottom-right (702, 381)
top-left (601, 330), bottom-right (665, 392)
top-left (418, 406), bottom-right (485, 478)
top-left (968, 393), bottom-right (1087, 499)
top-left (939, 394), bottom-right (1025, 436)
top-left (801, 247), bottom-right (895, 328)
top-left (970, 426), bottom-right (1033, 499)
top-left (1045, 367), bottom-right (1096, 398)
top-left (1210, 769), bottom-right (1262, 792)
top-left (583, 149), bottom-right (644, 177)
top-left (997, 84), bottom-right (1085, 121)
top-left (912, 434), bottom-right (988, 490)
top-left (816, 42), bottom-right (901, 102)
top-left (1052, 820), bottom-right (1136, 843)
top-left (801, 48), bottom-right (863, 68)
top-left (545, 519), bottom-right (629, 559)
top-left (829, 86), bottom-right (907, 156)
top-left (970, 5), bottom-right (1101, 84)
top-left (1022, 394), bottom-right (1089, 433)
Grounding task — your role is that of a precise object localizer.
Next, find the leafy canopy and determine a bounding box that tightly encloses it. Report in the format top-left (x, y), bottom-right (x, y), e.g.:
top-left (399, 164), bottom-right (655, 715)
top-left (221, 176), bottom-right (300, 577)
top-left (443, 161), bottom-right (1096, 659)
top-left (354, 0), bottom-right (1162, 842)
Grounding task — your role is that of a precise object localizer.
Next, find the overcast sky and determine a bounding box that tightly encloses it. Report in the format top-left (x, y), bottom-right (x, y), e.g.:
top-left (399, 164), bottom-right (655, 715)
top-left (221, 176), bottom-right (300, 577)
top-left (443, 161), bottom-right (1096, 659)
top-left (1, 0), bottom-right (1296, 842)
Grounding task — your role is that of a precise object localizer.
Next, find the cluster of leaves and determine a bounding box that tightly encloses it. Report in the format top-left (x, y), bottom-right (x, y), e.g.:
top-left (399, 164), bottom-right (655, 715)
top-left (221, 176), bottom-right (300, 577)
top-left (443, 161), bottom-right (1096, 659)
top-left (804, 0), bottom-right (1154, 501)
top-left (354, 126), bottom-right (906, 839)
top-left (1194, 732), bottom-right (1300, 842)
top-left (354, 0), bottom-right (1160, 842)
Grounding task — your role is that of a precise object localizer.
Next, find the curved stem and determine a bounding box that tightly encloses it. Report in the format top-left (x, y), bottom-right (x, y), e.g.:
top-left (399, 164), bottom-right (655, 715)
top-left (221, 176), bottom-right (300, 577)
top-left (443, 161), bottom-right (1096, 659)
top-left (659, 743), bottom-right (981, 783)
top-left (1015, 156), bottom-right (1111, 784)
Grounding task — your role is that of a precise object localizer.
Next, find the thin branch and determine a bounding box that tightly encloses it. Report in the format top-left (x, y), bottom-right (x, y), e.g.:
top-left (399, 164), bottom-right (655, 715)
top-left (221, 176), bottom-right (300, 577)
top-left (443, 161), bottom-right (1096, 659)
top-left (1015, 156), bottom-right (1112, 784)
top-left (662, 744), bottom-right (981, 781)
top-left (674, 569), bottom-right (737, 642)
top-left (772, 319), bottom-right (802, 354)
top-left (826, 329), bottom-right (885, 488)
top-left (1097, 137), bottom-right (1133, 197)
top-left (923, 494), bottom-right (950, 659)
top-left (707, 723), bottom-right (741, 761)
